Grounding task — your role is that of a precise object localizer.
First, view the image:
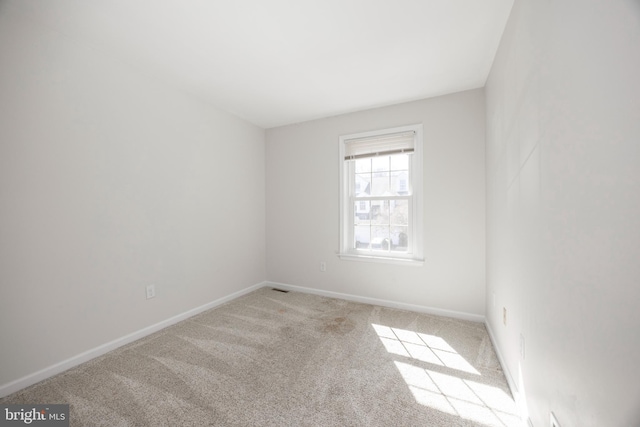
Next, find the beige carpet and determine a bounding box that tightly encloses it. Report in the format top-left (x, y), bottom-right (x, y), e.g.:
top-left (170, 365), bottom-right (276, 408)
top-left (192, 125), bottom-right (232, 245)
top-left (1, 288), bottom-right (521, 426)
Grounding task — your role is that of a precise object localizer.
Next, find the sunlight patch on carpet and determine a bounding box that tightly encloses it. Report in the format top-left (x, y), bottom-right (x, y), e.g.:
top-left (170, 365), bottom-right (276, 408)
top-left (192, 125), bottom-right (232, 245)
top-left (372, 323), bottom-right (522, 427)
top-left (371, 323), bottom-right (480, 375)
top-left (394, 361), bottom-right (521, 427)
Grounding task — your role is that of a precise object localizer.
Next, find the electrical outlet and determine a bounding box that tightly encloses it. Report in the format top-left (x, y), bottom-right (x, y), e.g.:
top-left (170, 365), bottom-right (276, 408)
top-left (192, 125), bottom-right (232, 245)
top-left (520, 333), bottom-right (525, 359)
top-left (146, 284), bottom-right (156, 299)
top-left (503, 307), bottom-right (507, 326)
top-left (320, 262), bottom-right (326, 272)
top-left (550, 412), bottom-right (560, 427)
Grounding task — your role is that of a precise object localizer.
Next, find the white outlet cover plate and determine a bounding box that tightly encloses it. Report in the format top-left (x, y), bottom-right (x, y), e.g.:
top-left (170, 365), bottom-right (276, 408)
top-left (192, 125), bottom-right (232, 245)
top-left (146, 285), bottom-right (155, 299)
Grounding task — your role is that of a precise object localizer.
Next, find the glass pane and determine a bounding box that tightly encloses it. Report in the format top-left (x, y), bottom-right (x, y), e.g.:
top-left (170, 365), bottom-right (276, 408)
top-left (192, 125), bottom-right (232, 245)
top-left (355, 158), bottom-right (371, 173)
top-left (390, 154), bottom-right (409, 171)
top-left (354, 201), bottom-right (370, 224)
top-left (370, 200), bottom-right (389, 225)
top-left (355, 174), bottom-right (371, 196)
top-left (390, 199), bottom-right (409, 226)
top-left (391, 171), bottom-right (409, 195)
top-left (371, 172), bottom-right (390, 196)
top-left (371, 226), bottom-right (390, 251)
top-left (391, 226), bottom-right (409, 252)
top-left (354, 226), bottom-right (370, 249)
top-left (372, 156), bottom-right (390, 174)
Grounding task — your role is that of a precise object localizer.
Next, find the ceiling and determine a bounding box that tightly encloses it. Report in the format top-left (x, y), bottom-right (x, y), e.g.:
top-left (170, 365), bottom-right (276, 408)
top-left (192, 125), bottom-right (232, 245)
top-left (13, 0), bottom-right (514, 129)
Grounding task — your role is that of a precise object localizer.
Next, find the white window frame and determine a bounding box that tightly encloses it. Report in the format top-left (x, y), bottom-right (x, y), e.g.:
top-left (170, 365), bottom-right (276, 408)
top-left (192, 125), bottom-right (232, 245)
top-left (339, 124), bottom-right (424, 266)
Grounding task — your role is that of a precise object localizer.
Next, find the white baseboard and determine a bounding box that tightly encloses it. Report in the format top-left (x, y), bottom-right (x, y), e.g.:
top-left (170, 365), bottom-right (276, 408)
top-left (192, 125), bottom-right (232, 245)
top-left (266, 281), bottom-right (485, 323)
top-left (0, 281), bottom-right (266, 398)
top-left (485, 320), bottom-right (532, 427)
top-left (1, 281), bottom-right (488, 399)
top-left (484, 320), bottom-right (518, 395)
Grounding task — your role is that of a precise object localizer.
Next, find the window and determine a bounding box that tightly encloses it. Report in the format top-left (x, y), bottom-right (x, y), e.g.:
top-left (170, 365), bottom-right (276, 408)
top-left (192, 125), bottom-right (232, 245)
top-left (339, 124), bottom-right (423, 265)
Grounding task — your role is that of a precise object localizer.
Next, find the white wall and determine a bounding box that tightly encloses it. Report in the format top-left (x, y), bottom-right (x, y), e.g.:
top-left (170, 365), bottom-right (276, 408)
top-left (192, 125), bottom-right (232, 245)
top-left (0, 5), bottom-right (265, 389)
top-left (485, 0), bottom-right (640, 426)
top-left (266, 90), bottom-right (486, 317)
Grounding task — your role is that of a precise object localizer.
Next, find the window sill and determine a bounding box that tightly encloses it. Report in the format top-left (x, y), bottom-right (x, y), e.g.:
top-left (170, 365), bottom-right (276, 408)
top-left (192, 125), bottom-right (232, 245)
top-left (338, 253), bottom-right (424, 267)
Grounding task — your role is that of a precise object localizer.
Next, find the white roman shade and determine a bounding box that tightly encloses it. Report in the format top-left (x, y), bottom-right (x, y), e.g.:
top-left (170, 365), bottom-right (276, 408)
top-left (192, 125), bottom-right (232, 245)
top-left (344, 131), bottom-right (415, 160)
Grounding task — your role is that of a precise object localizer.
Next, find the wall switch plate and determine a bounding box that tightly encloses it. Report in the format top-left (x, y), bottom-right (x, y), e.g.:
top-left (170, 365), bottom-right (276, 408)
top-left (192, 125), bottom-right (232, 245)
top-left (320, 262), bottom-right (326, 272)
top-left (146, 284), bottom-right (156, 299)
top-left (503, 307), bottom-right (507, 326)
top-left (550, 412), bottom-right (560, 427)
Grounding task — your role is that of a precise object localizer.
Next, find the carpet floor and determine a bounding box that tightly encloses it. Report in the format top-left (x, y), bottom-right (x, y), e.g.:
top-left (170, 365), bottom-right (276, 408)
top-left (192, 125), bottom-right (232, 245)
top-left (1, 288), bottom-right (522, 426)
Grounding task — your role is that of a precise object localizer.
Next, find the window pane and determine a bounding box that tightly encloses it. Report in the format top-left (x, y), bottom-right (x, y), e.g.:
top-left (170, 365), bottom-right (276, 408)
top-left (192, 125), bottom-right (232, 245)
top-left (371, 226), bottom-right (390, 251)
top-left (371, 172), bottom-right (390, 195)
top-left (390, 154), bottom-right (409, 171)
top-left (354, 226), bottom-right (370, 249)
top-left (372, 155), bottom-right (390, 173)
top-left (390, 199), bottom-right (409, 226)
top-left (355, 158), bottom-right (371, 173)
top-left (370, 200), bottom-right (389, 225)
top-left (355, 173), bottom-right (371, 196)
top-left (391, 171), bottom-right (409, 195)
top-left (391, 226), bottom-right (409, 252)
top-left (356, 158), bottom-right (371, 173)
top-left (354, 201), bottom-right (370, 224)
